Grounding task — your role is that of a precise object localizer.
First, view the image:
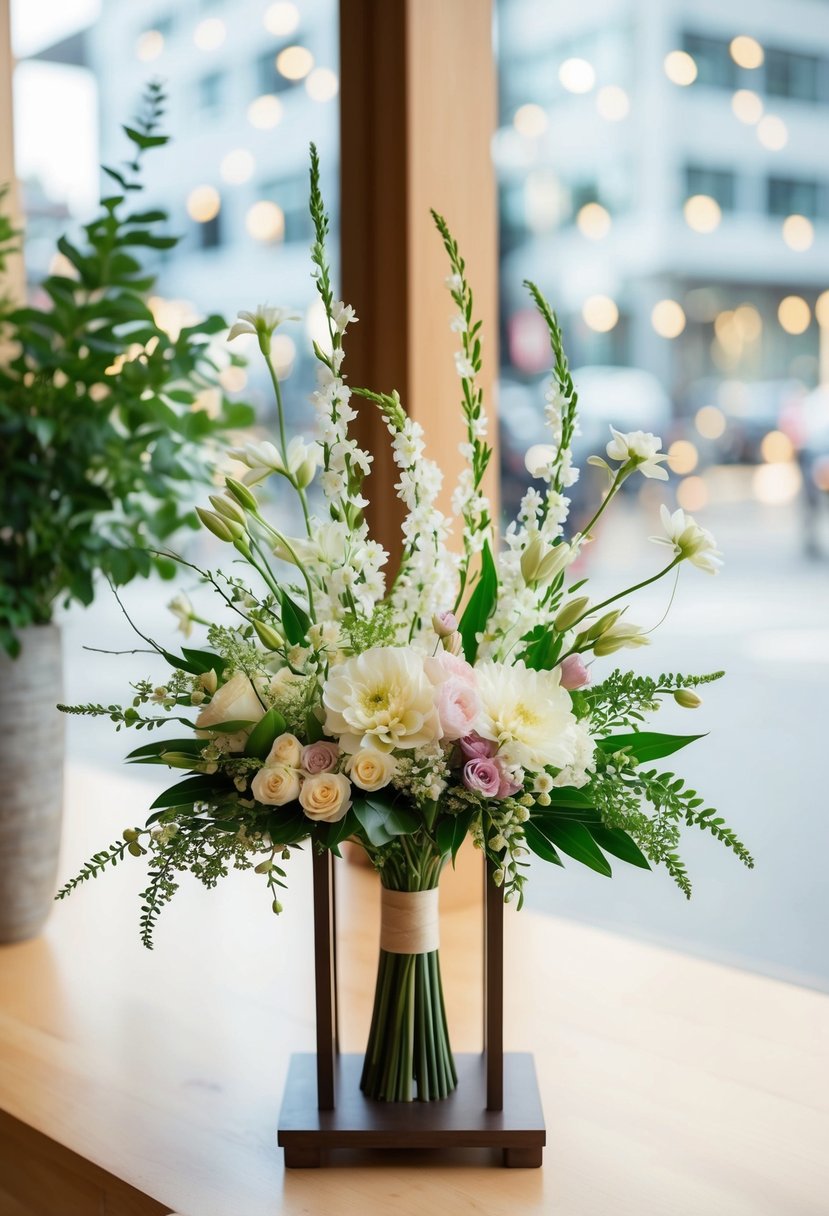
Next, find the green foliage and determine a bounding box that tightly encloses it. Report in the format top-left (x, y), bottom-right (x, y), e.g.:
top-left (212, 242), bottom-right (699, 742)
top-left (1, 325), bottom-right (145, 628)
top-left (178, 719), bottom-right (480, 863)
top-left (352, 793), bottom-right (420, 847)
top-left (597, 731), bottom-right (705, 763)
top-left (586, 669), bottom-right (724, 733)
top-left (0, 82), bottom-right (253, 655)
top-left (522, 280), bottom-right (579, 503)
top-left (458, 540), bottom-right (497, 663)
top-left (55, 838), bottom-right (130, 898)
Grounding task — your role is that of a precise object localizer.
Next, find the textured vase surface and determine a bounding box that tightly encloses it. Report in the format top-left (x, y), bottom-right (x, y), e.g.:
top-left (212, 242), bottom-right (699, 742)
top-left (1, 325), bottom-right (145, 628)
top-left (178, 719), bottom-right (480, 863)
top-left (0, 624), bottom-right (64, 943)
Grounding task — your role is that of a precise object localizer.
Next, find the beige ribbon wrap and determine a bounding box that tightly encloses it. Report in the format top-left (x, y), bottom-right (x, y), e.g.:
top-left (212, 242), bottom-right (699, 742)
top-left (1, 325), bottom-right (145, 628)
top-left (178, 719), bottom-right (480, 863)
top-left (379, 888), bottom-right (440, 954)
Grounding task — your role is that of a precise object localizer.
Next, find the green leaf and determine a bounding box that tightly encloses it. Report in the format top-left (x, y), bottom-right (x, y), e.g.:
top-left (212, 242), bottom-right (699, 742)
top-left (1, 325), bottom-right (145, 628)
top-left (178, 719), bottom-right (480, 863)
top-left (305, 709), bottom-right (324, 743)
top-left (523, 628), bottom-right (563, 672)
top-left (280, 589), bottom-right (310, 645)
top-left (198, 718), bottom-right (258, 734)
top-left (597, 732), bottom-right (705, 764)
top-left (542, 819), bottom-right (612, 877)
top-left (436, 808), bottom-right (474, 863)
top-left (458, 540), bottom-right (497, 663)
top-left (523, 821), bottom-right (564, 866)
top-left (180, 646), bottom-right (223, 675)
top-left (244, 707), bottom-right (287, 761)
top-left (149, 774), bottom-right (227, 810)
top-left (588, 825), bottom-right (651, 870)
top-left (352, 795), bottom-right (419, 847)
top-left (266, 807), bottom-right (308, 845)
top-left (325, 808), bottom-right (359, 851)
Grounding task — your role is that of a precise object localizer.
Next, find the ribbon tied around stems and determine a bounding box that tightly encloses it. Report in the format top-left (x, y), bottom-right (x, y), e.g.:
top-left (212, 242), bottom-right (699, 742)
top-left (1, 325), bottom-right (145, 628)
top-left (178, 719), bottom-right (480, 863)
top-left (379, 888), bottom-right (440, 955)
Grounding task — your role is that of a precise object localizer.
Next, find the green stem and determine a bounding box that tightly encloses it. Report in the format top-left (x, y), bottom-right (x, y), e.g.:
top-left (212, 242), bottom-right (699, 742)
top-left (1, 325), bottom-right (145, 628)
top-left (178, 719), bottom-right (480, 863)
top-left (263, 351), bottom-right (313, 537)
top-left (571, 556), bottom-right (682, 630)
top-left (576, 468), bottom-right (625, 541)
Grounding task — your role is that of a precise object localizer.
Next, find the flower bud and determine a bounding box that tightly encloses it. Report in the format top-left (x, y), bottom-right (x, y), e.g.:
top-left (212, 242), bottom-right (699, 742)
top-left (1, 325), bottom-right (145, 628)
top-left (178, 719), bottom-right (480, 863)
top-left (521, 536), bottom-right (571, 585)
top-left (253, 617), bottom-right (284, 651)
top-left (160, 751), bottom-right (202, 769)
top-left (554, 596), bottom-right (590, 631)
top-left (432, 611), bottom-right (459, 638)
top-left (196, 507), bottom-right (234, 542)
top-left (674, 689), bottom-right (702, 709)
top-left (586, 609), bottom-right (622, 641)
top-left (127, 840), bottom-right (146, 857)
top-left (592, 635), bottom-right (626, 656)
top-left (272, 899), bottom-right (283, 915)
top-left (442, 631), bottom-right (464, 656)
top-left (254, 859), bottom-right (273, 874)
top-left (199, 669), bottom-right (218, 695)
top-left (294, 456), bottom-right (318, 490)
top-left (559, 654), bottom-right (590, 690)
top-left (209, 494), bottom-right (246, 525)
top-left (123, 828), bottom-right (140, 841)
top-left (224, 476), bottom-right (259, 512)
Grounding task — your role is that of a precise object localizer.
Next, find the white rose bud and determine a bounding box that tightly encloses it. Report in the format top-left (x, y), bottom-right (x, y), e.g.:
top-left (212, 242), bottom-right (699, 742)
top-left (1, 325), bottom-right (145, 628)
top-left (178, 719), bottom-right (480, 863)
top-left (347, 748), bottom-right (397, 792)
top-left (266, 732), bottom-right (303, 768)
top-left (251, 763), bottom-right (301, 806)
top-left (299, 773), bottom-right (352, 822)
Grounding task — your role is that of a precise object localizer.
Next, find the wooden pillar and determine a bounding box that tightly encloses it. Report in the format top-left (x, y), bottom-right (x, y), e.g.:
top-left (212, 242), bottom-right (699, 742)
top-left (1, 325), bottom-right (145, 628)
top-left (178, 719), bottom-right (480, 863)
top-left (0, 0), bottom-right (24, 303)
top-left (339, 0), bottom-right (499, 567)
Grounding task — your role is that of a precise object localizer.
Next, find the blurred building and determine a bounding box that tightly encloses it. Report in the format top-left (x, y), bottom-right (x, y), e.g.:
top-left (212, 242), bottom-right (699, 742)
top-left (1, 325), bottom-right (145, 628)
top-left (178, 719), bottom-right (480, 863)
top-left (496, 0), bottom-right (829, 453)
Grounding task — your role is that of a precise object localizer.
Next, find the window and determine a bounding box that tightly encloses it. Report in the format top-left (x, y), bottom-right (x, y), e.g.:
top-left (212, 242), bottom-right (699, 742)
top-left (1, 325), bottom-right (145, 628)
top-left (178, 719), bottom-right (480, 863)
top-left (682, 32), bottom-right (737, 89)
top-left (197, 213), bottom-right (222, 250)
top-left (258, 174), bottom-right (314, 242)
top-left (764, 48), bottom-right (822, 103)
top-left (767, 176), bottom-right (822, 219)
top-left (685, 165), bottom-right (736, 211)
top-left (198, 71), bottom-right (225, 113)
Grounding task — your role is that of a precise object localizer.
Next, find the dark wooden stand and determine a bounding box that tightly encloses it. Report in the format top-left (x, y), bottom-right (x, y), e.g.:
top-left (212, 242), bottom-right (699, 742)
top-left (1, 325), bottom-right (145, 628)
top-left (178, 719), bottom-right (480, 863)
top-left (277, 850), bottom-right (546, 1168)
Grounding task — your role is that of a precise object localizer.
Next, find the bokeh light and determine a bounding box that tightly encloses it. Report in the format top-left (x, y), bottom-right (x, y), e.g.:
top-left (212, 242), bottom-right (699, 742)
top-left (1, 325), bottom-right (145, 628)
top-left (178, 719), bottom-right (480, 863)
top-left (220, 149), bottom-right (255, 185)
top-left (752, 462), bottom-right (802, 504)
top-left (263, 1), bottom-right (299, 36)
top-left (677, 475), bottom-right (709, 511)
top-left (272, 333), bottom-right (296, 375)
top-left (782, 215), bottom-right (814, 252)
top-left (651, 299), bottom-right (686, 338)
top-left (306, 68), bottom-right (339, 102)
top-left (816, 290), bottom-right (829, 328)
top-left (664, 51), bottom-right (697, 85)
top-left (219, 365), bottom-right (248, 394)
top-left (513, 104), bottom-right (548, 138)
top-left (668, 440), bottom-right (699, 474)
top-left (194, 17), bottom-right (226, 51)
top-left (761, 430), bottom-right (795, 463)
top-left (596, 86), bottom-right (629, 121)
top-left (276, 45), bottom-right (314, 80)
top-left (730, 35), bottom-right (764, 68)
top-left (777, 296), bottom-right (811, 335)
top-left (757, 115), bottom-right (788, 150)
top-left (135, 30), bottom-right (164, 62)
top-left (576, 202), bottom-right (611, 239)
top-left (247, 94), bottom-right (283, 129)
top-left (246, 200), bottom-right (285, 242)
top-left (187, 185), bottom-right (221, 223)
top-left (582, 295), bottom-right (619, 332)
top-left (683, 195), bottom-right (722, 233)
top-left (696, 405), bottom-right (726, 439)
top-left (731, 89), bottom-right (763, 124)
top-left (559, 58), bottom-right (595, 93)
top-left (734, 304), bottom-right (762, 342)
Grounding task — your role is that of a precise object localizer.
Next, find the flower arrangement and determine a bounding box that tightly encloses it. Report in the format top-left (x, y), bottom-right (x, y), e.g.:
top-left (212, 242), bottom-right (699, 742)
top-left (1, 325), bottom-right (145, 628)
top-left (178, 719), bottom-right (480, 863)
top-left (59, 148), bottom-right (752, 1103)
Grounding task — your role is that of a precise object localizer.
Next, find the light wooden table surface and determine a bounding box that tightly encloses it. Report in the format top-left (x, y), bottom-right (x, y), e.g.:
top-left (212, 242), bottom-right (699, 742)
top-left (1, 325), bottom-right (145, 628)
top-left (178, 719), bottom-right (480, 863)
top-left (0, 763), bottom-right (827, 1216)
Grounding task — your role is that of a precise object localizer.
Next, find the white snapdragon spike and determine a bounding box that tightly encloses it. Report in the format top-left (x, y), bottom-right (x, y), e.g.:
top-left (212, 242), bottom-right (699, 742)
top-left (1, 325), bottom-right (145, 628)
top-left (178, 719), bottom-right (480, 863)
top-left (227, 305), bottom-right (300, 343)
top-left (651, 504), bottom-right (723, 573)
top-left (604, 427), bottom-right (669, 480)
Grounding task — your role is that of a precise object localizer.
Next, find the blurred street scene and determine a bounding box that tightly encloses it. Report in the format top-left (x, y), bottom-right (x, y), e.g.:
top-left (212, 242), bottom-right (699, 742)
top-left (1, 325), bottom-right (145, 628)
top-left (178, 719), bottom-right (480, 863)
top-left (10, 0), bottom-right (829, 988)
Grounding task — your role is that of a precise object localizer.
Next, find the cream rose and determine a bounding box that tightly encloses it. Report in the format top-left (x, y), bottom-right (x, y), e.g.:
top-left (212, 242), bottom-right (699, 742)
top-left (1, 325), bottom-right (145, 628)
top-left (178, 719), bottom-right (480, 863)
top-left (347, 748), bottom-right (397, 792)
top-left (251, 763), bottom-right (301, 806)
top-left (266, 732), bottom-right (303, 768)
top-left (195, 671), bottom-right (264, 752)
top-left (299, 773), bottom-right (352, 822)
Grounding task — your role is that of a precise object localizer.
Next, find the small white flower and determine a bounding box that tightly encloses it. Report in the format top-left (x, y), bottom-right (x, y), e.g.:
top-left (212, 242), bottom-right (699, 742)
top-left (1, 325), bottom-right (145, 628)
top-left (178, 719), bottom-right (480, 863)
top-left (651, 504), bottom-right (723, 573)
top-left (454, 351), bottom-right (475, 378)
top-left (228, 305), bottom-right (300, 343)
top-left (331, 300), bottom-right (358, 332)
top-left (229, 439), bottom-right (284, 486)
top-left (449, 312), bottom-right (467, 333)
top-left (445, 273), bottom-right (463, 292)
top-left (525, 444), bottom-right (558, 479)
top-left (605, 427), bottom-right (669, 480)
top-left (168, 592), bottom-right (194, 638)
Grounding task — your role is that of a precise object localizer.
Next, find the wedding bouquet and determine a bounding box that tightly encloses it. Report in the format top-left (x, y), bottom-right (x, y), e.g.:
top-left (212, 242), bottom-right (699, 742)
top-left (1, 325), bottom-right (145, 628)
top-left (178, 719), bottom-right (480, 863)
top-left (59, 148), bottom-right (752, 1103)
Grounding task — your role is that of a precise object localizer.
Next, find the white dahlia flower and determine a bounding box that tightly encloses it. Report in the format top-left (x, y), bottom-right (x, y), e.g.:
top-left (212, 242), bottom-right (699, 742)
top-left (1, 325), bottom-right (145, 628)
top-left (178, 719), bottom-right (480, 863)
top-left (322, 646), bottom-right (443, 754)
top-left (475, 660), bottom-right (577, 772)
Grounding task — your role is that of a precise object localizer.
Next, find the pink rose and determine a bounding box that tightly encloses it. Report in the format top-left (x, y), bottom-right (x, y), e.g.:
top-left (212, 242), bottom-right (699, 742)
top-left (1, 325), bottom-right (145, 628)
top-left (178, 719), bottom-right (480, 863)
top-left (462, 757), bottom-right (502, 798)
top-left (301, 741), bottom-right (340, 775)
top-left (427, 649), bottom-right (476, 685)
top-left (459, 732), bottom-right (496, 760)
top-left (559, 654), bottom-right (590, 691)
top-left (494, 757), bottom-right (522, 798)
top-left (435, 678), bottom-right (481, 741)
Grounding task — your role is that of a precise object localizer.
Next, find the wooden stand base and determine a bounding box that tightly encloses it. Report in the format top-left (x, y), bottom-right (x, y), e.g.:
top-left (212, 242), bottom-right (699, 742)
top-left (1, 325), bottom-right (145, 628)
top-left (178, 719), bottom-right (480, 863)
top-left (278, 1052), bottom-right (545, 1168)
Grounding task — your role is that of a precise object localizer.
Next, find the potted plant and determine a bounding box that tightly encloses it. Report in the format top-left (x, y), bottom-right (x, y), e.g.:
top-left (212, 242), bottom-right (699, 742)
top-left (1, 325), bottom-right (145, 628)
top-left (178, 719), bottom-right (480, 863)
top-left (0, 84), bottom-right (252, 941)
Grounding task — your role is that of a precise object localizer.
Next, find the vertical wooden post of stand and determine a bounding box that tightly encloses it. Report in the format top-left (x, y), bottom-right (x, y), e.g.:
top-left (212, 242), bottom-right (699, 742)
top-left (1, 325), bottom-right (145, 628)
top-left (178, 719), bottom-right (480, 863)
top-left (484, 858), bottom-right (504, 1112)
top-left (311, 847), bottom-right (337, 1111)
